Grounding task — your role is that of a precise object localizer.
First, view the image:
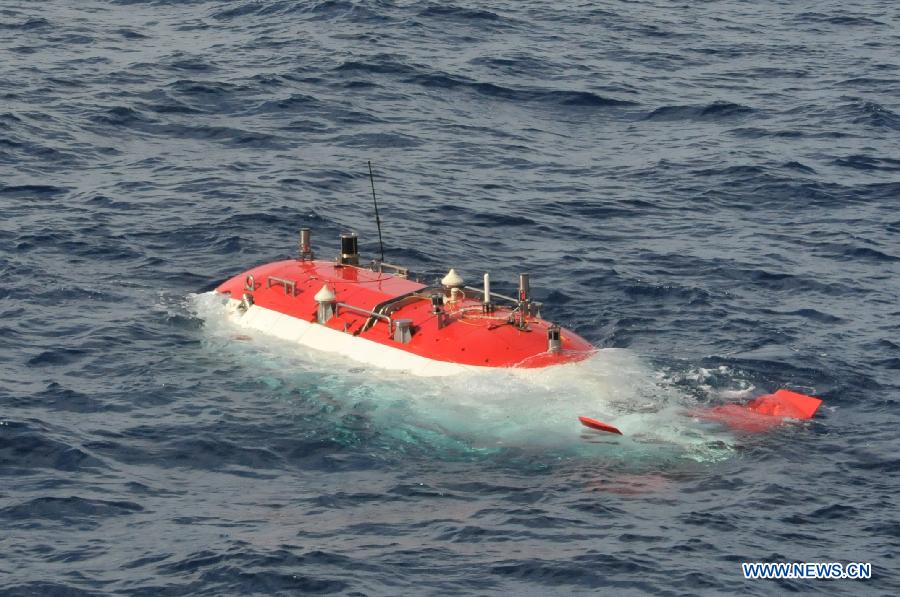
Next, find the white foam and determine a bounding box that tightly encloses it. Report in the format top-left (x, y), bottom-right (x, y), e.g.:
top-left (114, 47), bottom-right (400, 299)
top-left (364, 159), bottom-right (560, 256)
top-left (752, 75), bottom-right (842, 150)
top-left (189, 291), bottom-right (735, 461)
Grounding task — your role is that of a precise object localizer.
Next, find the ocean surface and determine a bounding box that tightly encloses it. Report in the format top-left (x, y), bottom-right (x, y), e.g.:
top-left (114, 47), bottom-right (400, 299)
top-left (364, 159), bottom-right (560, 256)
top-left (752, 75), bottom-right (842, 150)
top-left (2, 0), bottom-right (899, 594)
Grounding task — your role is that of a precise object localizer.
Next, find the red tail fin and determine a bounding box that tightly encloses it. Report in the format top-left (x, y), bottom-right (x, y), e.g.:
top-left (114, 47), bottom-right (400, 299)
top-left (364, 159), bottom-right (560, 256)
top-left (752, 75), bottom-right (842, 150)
top-left (578, 416), bottom-right (623, 435)
top-left (745, 389), bottom-right (822, 420)
top-left (694, 389), bottom-right (823, 433)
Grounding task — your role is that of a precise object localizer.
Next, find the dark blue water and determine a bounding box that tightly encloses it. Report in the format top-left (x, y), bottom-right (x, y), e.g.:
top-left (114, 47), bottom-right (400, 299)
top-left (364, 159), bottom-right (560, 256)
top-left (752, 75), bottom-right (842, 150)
top-left (2, 0), bottom-right (898, 594)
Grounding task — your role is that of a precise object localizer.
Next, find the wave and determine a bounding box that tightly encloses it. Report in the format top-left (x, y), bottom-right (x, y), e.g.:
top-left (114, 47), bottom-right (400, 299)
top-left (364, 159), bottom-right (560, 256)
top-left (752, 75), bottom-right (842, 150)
top-left (782, 161), bottom-right (817, 174)
top-left (253, 93), bottom-right (322, 113)
top-left (729, 127), bottom-right (847, 139)
top-left (330, 131), bottom-right (422, 149)
top-left (843, 246), bottom-right (899, 263)
top-left (833, 154), bottom-right (900, 172)
top-left (167, 56), bottom-right (216, 73)
top-left (167, 79), bottom-right (245, 99)
top-left (0, 428), bottom-right (107, 474)
top-left (418, 5), bottom-right (503, 21)
top-left (850, 101), bottom-right (900, 130)
top-left (90, 105), bottom-right (148, 127)
top-left (153, 548), bottom-right (352, 592)
top-left (406, 73), bottom-right (636, 108)
top-left (4, 582), bottom-right (96, 595)
top-left (115, 27), bottom-right (148, 40)
top-left (87, 105), bottom-right (286, 147)
top-left (334, 56), bottom-right (419, 77)
top-left (765, 308), bottom-right (845, 325)
top-left (645, 101), bottom-right (754, 121)
top-left (0, 17), bottom-right (50, 30)
top-left (0, 496), bottom-right (142, 527)
top-left (691, 164), bottom-right (765, 177)
top-left (211, 0), bottom-right (382, 22)
top-left (794, 12), bottom-right (885, 27)
top-left (837, 77), bottom-right (899, 89)
top-left (0, 184), bottom-right (68, 198)
top-left (416, 4), bottom-right (519, 31)
top-left (469, 54), bottom-right (562, 77)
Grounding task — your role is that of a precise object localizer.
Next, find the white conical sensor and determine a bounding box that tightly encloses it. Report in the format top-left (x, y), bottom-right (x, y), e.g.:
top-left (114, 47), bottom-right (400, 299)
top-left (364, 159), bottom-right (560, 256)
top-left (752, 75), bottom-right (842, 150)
top-left (314, 284), bottom-right (336, 302)
top-left (441, 268), bottom-right (464, 288)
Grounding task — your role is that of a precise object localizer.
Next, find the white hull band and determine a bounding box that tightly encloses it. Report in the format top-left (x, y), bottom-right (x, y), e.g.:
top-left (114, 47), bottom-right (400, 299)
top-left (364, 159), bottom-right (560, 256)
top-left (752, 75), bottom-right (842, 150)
top-left (225, 299), bottom-right (479, 377)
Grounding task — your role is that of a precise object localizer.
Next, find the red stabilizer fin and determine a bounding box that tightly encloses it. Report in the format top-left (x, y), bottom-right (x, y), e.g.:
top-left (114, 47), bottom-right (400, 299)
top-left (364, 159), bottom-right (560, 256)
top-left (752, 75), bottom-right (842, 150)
top-left (692, 389), bottom-right (823, 433)
top-left (578, 416), bottom-right (623, 435)
top-left (745, 389), bottom-right (822, 420)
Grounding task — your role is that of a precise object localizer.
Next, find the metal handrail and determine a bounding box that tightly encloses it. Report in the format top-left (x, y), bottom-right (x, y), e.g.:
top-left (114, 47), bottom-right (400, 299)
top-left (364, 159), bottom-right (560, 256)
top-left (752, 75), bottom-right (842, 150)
top-left (369, 260), bottom-right (410, 278)
top-left (336, 302), bottom-right (392, 326)
top-left (463, 285), bottom-right (543, 318)
top-left (358, 287), bottom-right (430, 334)
top-left (381, 294), bottom-right (423, 316)
top-left (463, 286), bottom-right (518, 305)
top-left (267, 276), bottom-right (297, 296)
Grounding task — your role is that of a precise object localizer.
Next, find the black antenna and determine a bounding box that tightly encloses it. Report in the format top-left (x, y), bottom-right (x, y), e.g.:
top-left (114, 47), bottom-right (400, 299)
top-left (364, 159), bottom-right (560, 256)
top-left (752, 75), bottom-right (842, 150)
top-left (368, 160), bottom-right (385, 262)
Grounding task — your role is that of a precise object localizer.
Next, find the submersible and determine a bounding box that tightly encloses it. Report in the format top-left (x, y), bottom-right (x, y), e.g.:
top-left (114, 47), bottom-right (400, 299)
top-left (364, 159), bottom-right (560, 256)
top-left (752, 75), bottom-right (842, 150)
top-left (216, 228), bottom-right (823, 434)
top-left (216, 228), bottom-right (594, 376)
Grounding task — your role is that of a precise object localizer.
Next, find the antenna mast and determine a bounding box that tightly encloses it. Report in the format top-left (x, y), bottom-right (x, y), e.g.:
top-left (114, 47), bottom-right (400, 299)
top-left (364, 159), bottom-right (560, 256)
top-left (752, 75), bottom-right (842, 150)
top-left (368, 160), bottom-right (385, 262)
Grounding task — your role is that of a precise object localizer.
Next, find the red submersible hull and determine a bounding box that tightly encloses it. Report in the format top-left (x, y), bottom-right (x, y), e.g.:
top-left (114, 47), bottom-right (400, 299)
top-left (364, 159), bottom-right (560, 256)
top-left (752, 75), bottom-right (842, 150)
top-left (216, 229), bottom-right (595, 377)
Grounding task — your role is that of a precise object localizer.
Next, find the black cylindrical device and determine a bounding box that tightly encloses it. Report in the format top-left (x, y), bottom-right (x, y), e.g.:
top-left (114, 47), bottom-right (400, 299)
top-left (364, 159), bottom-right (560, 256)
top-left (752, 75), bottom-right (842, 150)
top-left (431, 293), bottom-right (443, 314)
top-left (340, 232), bottom-right (359, 265)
